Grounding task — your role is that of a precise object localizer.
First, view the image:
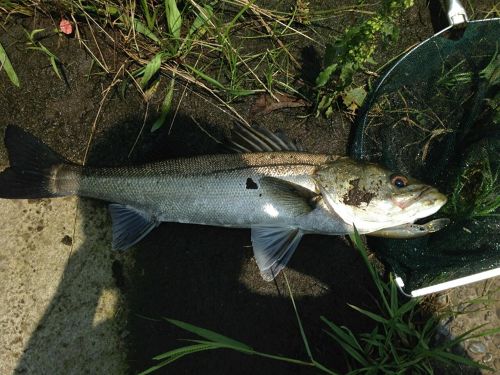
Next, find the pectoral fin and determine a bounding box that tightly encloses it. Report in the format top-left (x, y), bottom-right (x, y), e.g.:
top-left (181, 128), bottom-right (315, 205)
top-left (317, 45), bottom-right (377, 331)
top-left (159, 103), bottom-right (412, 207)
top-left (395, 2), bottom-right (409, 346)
top-left (109, 204), bottom-right (160, 250)
top-left (251, 226), bottom-right (303, 281)
top-left (260, 177), bottom-right (317, 217)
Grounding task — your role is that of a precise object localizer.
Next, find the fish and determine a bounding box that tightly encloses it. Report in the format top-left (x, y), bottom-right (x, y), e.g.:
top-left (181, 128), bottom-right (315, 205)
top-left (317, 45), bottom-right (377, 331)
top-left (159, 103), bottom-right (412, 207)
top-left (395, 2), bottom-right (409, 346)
top-left (0, 125), bottom-right (447, 281)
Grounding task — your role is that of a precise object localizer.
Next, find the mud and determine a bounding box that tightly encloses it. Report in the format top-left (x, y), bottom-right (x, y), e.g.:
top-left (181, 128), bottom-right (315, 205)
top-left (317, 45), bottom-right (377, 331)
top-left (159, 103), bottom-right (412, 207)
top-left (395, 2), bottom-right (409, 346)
top-left (0, 2), bottom-right (498, 375)
top-left (342, 178), bottom-right (376, 207)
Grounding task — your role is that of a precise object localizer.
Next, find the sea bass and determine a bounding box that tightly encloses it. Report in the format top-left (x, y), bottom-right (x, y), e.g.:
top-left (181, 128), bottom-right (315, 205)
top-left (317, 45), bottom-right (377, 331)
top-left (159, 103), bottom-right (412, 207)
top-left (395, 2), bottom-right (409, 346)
top-left (0, 125), bottom-right (447, 280)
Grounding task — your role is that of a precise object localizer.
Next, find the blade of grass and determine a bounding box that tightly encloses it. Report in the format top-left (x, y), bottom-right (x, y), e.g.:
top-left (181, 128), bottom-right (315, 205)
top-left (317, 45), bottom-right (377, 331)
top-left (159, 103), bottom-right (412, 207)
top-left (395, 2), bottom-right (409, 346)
top-left (151, 77), bottom-right (175, 132)
top-left (0, 40), bottom-right (20, 87)
top-left (165, 0), bottom-right (182, 39)
top-left (141, 53), bottom-right (163, 89)
top-left (133, 19), bottom-right (161, 44)
top-left (184, 63), bottom-right (225, 90)
top-left (165, 318), bottom-right (252, 350)
top-left (349, 228), bottom-right (391, 312)
top-left (283, 272), bottom-right (313, 361)
top-left (140, 0), bottom-right (154, 30)
top-left (152, 342), bottom-right (221, 360)
top-left (139, 344), bottom-right (221, 375)
top-left (347, 303), bottom-right (389, 324)
top-left (322, 329), bottom-right (368, 366)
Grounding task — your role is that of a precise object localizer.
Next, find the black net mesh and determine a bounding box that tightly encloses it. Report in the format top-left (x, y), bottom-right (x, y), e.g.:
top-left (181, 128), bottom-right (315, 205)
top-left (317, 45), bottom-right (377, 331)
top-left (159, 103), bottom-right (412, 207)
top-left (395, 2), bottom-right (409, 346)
top-left (352, 19), bottom-right (500, 293)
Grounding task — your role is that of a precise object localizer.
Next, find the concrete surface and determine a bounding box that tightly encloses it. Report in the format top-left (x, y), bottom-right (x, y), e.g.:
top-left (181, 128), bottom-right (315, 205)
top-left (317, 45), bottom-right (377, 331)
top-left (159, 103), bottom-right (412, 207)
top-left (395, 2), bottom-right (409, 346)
top-left (0, 196), bottom-right (128, 374)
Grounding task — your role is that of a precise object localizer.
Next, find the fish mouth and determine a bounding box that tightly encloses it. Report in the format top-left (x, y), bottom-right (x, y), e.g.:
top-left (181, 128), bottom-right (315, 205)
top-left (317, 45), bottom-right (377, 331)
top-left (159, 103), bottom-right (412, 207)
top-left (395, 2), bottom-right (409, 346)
top-left (392, 186), bottom-right (447, 210)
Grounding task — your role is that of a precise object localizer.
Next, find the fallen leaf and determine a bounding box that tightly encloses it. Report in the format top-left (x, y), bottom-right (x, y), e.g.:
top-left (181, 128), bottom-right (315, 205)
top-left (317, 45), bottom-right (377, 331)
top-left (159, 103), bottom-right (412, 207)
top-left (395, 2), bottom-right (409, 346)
top-left (251, 93), bottom-right (309, 116)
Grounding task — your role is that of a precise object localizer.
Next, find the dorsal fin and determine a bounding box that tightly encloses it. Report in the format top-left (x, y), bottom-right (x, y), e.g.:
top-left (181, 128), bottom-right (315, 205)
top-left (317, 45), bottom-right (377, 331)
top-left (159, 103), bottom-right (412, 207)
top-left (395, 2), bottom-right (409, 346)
top-left (228, 123), bottom-right (302, 153)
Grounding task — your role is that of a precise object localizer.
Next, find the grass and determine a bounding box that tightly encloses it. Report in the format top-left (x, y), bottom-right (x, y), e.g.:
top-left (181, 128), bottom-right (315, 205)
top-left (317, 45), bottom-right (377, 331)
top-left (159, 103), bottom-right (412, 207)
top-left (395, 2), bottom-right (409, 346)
top-left (24, 27), bottom-right (65, 81)
top-left (444, 149), bottom-right (499, 219)
top-left (0, 0), bottom-right (422, 126)
top-left (139, 229), bottom-right (499, 374)
top-left (0, 38), bottom-right (19, 86)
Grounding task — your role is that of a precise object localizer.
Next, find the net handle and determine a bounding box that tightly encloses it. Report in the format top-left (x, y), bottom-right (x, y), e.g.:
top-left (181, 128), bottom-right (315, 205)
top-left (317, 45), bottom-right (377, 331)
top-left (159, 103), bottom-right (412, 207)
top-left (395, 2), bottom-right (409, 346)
top-left (446, 0), bottom-right (469, 26)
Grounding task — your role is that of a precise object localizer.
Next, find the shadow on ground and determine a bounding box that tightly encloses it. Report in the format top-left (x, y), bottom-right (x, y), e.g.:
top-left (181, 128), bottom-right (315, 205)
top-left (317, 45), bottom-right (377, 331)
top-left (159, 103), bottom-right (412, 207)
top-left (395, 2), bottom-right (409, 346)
top-left (10, 116), bottom-right (379, 375)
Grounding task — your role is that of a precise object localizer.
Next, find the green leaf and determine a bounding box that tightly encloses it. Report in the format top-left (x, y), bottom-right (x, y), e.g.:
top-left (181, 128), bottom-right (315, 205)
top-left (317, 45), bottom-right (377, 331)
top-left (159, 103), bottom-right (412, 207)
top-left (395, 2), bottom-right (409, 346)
top-left (321, 318), bottom-right (368, 366)
top-left (480, 50), bottom-right (499, 86)
top-left (0, 40), bottom-right (20, 87)
top-left (105, 4), bottom-right (119, 16)
top-left (184, 63), bottom-right (225, 90)
top-left (315, 63), bottom-right (337, 87)
top-left (134, 19), bottom-right (160, 44)
top-left (140, 0), bottom-right (154, 30)
top-left (227, 88), bottom-right (258, 97)
top-left (342, 87), bottom-right (367, 110)
top-left (283, 273), bottom-right (313, 361)
top-left (28, 28), bottom-right (45, 41)
top-left (165, 0), bottom-right (182, 39)
top-left (152, 342), bottom-right (219, 361)
top-left (189, 5), bottom-right (213, 36)
top-left (166, 318), bottom-right (253, 351)
top-left (141, 53), bottom-right (162, 89)
top-left (49, 56), bottom-right (63, 80)
top-left (339, 62), bottom-right (354, 86)
top-left (151, 78), bottom-right (175, 132)
top-left (348, 304), bottom-right (388, 324)
top-left (139, 343), bottom-right (219, 374)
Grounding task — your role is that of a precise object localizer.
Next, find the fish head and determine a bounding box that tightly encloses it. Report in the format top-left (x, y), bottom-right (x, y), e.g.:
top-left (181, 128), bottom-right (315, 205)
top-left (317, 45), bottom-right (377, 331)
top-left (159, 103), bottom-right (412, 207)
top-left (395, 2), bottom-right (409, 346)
top-left (315, 158), bottom-right (447, 233)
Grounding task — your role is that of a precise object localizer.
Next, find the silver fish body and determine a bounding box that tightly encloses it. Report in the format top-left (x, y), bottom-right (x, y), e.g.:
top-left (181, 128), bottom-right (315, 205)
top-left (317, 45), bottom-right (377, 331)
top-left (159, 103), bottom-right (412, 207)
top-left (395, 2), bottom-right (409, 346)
top-left (0, 126), bottom-right (448, 280)
top-left (57, 152), bottom-right (351, 234)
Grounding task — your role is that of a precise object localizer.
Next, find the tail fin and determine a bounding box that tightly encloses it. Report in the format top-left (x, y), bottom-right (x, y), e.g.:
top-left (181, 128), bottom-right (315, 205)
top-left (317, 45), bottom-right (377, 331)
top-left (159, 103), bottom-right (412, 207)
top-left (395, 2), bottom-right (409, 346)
top-left (0, 126), bottom-right (73, 199)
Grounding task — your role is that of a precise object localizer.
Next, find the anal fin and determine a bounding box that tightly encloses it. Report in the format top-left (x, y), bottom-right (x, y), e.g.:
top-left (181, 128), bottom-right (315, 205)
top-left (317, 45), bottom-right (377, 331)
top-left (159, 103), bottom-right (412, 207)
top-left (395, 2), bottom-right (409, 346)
top-left (251, 226), bottom-right (303, 281)
top-left (109, 204), bottom-right (160, 250)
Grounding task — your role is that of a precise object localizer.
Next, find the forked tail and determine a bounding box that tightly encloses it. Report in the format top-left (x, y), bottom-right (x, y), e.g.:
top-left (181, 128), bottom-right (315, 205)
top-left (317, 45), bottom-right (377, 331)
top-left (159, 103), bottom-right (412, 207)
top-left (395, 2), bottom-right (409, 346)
top-left (0, 126), bottom-right (79, 199)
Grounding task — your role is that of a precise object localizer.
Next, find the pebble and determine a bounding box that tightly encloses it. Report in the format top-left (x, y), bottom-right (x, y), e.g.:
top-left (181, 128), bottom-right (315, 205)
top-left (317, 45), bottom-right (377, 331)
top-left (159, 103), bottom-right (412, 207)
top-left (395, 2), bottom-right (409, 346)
top-left (435, 294), bottom-right (448, 307)
top-left (482, 353), bottom-right (493, 363)
top-left (484, 310), bottom-right (492, 321)
top-left (468, 341), bottom-right (486, 354)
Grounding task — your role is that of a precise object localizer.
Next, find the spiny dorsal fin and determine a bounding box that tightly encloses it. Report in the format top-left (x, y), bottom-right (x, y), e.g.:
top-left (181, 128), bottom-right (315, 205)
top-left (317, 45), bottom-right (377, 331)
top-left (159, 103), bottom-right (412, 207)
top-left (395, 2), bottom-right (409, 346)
top-left (229, 123), bottom-right (302, 153)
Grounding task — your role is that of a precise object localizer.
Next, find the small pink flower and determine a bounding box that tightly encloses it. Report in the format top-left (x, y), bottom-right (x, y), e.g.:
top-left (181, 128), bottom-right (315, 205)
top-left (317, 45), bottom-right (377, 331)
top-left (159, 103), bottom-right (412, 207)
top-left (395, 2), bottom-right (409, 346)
top-left (59, 19), bottom-right (73, 35)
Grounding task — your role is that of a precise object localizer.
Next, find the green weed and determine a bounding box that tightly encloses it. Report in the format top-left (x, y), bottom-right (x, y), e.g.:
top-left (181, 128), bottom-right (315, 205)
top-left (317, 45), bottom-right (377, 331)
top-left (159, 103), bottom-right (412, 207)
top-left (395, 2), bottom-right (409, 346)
top-left (315, 0), bottom-right (415, 116)
top-left (0, 39), bottom-right (19, 86)
top-left (24, 28), bottom-right (64, 80)
top-left (141, 229), bottom-right (498, 374)
top-left (0, 0), bottom-right (419, 120)
top-left (444, 151), bottom-right (499, 219)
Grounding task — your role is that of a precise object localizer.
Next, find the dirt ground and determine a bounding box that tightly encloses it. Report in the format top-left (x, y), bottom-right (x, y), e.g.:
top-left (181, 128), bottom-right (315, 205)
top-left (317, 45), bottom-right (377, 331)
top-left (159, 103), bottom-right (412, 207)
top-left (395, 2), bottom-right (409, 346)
top-left (0, 2), bottom-right (498, 375)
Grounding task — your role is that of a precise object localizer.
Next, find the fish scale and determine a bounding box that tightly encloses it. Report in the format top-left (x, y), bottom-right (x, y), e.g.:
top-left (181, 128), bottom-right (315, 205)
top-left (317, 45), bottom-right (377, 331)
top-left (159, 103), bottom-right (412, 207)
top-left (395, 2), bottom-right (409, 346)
top-left (69, 153), bottom-right (331, 228)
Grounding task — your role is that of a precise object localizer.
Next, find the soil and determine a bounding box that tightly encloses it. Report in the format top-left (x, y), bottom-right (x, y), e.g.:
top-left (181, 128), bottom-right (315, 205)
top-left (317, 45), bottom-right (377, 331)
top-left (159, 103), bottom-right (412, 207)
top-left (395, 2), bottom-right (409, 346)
top-left (0, 2), bottom-right (498, 375)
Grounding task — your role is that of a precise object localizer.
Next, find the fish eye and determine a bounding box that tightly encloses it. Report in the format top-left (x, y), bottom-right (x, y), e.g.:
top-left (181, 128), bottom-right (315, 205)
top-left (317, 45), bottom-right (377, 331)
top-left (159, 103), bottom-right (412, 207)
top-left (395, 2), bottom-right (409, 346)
top-left (390, 174), bottom-right (408, 188)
